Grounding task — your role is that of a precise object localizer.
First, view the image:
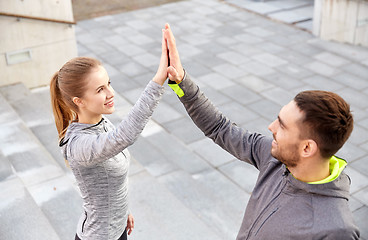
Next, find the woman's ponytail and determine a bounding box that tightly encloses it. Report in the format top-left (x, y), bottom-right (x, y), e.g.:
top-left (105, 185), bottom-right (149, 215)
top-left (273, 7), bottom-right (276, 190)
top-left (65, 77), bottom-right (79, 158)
top-left (50, 71), bottom-right (75, 140)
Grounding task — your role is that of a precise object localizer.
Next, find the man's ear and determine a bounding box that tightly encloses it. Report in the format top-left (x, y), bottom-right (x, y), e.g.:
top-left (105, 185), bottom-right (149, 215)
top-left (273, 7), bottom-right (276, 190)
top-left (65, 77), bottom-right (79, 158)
top-left (301, 139), bottom-right (318, 158)
top-left (73, 97), bottom-right (84, 108)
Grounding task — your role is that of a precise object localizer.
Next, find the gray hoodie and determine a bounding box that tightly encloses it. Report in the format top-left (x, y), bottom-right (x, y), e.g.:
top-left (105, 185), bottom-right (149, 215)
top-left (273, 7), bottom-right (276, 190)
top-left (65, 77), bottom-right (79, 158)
top-left (175, 74), bottom-right (360, 240)
top-left (60, 81), bottom-right (164, 240)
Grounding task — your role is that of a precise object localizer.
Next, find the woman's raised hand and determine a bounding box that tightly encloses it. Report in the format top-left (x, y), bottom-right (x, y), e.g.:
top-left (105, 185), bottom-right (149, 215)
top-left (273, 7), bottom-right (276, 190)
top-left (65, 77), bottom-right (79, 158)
top-left (152, 29), bottom-right (169, 86)
top-left (164, 23), bottom-right (185, 83)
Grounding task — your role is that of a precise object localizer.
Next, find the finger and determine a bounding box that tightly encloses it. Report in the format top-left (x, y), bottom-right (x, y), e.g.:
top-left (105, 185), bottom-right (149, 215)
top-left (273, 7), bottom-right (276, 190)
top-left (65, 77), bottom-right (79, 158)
top-left (161, 29), bottom-right (167, 53)
top-left (165, 23), bottom-right (176, 48)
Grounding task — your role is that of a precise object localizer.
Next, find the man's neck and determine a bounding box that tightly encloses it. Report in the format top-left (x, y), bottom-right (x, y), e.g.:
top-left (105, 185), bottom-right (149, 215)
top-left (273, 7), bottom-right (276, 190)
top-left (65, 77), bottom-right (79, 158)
top-left (288, 157), bottom-right (330, 183)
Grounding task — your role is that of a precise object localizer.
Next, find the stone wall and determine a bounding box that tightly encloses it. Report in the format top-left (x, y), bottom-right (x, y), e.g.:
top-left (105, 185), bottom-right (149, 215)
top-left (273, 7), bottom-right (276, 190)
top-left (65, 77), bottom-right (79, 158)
top-left (314, 0), bottom-right (368, 47)
top-left (0, 0), bottom-right (77, 88)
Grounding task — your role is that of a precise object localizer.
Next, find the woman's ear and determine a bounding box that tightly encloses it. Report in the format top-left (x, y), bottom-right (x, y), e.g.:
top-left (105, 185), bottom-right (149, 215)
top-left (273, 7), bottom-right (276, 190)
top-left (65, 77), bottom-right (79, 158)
top-left (73, 97), bottom-right (84, 108)
top-left (301, 139), bottom-right (318, 158)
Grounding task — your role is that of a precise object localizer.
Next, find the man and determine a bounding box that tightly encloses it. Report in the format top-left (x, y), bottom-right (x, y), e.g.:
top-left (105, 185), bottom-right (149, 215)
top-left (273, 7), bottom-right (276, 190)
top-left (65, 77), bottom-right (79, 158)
top-left (163, 24), bottom-right (360, 239)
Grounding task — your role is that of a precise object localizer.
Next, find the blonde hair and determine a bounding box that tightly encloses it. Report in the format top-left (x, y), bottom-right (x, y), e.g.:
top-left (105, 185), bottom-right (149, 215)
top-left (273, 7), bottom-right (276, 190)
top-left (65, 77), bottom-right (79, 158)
top-left (50, 57), bottom-right (101, 140)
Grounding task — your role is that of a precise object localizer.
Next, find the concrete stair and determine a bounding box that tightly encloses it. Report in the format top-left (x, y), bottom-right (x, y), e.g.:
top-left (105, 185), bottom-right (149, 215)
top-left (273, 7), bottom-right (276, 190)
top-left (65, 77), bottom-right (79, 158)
top-left (0, 82), bottom-right (255, 240)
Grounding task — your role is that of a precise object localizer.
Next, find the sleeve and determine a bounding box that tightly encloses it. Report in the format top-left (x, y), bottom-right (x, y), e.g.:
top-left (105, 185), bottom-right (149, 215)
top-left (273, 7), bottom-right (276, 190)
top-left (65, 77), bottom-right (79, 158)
top-left (172, 73), bottom-right (272, 170)
top-left (67, 81), bottom-right (164, 166)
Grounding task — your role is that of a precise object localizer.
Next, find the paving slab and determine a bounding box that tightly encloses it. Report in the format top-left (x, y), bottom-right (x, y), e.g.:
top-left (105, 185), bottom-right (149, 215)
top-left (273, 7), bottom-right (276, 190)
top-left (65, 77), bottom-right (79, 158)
top-left (350, 156), bottom-right (368, 178)
top-left (128, 137), bottom-right (179, 177)
top-left (164, 117), bottom-right (206, 144)
top-left (200, 85), bottom-right (232, 106)
top-left (268, 5), bottom-right (313, 24)
top-left (334, 72), bottom-right (368, 91)
top-left (221, 84), bottom-right (262, 105)
top-left (247, 98), bottom-right (282, 122)
top-left (145, 131), bottom-right (213, 174)
top-left (216, 101), bottom-right (260, 125)
top-left (129, 171), bottom-right (222, 240)
top-left (345, 166), bottom-right (368, 194)
top-left (0, 178), bottom-right (60, 240)
top-left (218, 160), bottom-right (259, 194)
top-left (352, 205), bottom-right (368, 240)
top-left (1, 83), bottom-right (53, 128)
top-left (353, 186), bottom-right (368, 210)
top-left (239, 60), bottom-right (277, 77)
top-left (234, 75), bottom-right (275, 93)
top-left (188, 137), bottom-right (235, 167)
top-left (308, 38), bottom-right (368, 62)
top-left (0, 95), bottom-right (63, 187)
top-left (241, 117), bottom-right (272, 137)
top-left (302, 75), bottom-right (345, 92)
top-left (313, 51), bottom-right (351, 67)
top-left (0, 152), bottom-right (14, 181)
top-left (192, 168), bottom-right (252, 238)
top-left (337, 142), bottom-right (368, 163)
top-left (349, 196), bottom-right (365, 212)
top-left (158, 169), bottom-right (239, 239)
top-left (262, 72), bottom-right (305, 90)
top-left (27, 175), bottom-right (83, 240)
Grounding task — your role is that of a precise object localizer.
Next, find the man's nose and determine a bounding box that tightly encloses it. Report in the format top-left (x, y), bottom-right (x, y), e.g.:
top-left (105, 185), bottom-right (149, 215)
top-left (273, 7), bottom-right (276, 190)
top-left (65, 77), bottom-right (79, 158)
top-left (268, 119), bottom-right (276, 133)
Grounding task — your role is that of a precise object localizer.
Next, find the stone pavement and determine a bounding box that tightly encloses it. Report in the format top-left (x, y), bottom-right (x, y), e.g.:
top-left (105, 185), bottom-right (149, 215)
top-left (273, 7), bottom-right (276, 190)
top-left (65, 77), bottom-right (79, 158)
top-left (1, 0), bottom-right (368, 239)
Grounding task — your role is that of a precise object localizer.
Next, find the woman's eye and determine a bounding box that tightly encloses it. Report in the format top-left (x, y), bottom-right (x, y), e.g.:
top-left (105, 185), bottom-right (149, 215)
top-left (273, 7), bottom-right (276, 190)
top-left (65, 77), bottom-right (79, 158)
top-left (98, 88), bottom-right (103, 93)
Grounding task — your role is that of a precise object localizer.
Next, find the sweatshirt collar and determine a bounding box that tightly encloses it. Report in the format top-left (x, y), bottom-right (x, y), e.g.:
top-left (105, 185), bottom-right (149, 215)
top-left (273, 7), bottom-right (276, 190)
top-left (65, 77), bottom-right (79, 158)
top-left (282, 157), bottom-right (350, 200)
top-left (308, 156), bottom-right (347, 184)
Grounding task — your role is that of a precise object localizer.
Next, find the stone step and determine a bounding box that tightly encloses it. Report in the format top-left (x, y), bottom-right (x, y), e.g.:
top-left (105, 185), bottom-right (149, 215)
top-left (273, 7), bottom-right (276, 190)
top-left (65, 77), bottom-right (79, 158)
top-left (129, 169), bottom-right (222, 240)
top-left (158, 168), bottom-right (250, 239)
top-left (0, 87), bottom-right (82, 240)
top-left (27, 175), bottom-right (83, 240)
top-left (0, 92), bottom-right (63, 187)
top-left (0, 151), bottom-right (14, 182)
top-left (0, 84), bottom-right (68, 172)
top-left (0, 177), bottom-right (61, 240)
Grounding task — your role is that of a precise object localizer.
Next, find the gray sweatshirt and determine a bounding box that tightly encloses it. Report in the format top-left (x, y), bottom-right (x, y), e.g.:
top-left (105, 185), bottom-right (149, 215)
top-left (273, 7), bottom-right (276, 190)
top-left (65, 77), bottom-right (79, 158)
top-left (175, 74), bottom-right (360, 240)
top-left (60, 81), bottom-right (164, 240)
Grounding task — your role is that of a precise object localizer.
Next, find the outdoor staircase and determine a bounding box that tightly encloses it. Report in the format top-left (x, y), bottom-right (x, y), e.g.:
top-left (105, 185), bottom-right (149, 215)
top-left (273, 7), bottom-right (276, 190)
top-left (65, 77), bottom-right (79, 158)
top-left (0, 82), bottom-right (252, 240)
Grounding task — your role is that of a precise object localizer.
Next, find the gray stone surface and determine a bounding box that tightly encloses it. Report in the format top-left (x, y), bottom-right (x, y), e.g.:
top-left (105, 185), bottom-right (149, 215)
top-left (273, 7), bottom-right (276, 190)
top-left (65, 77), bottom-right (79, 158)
top-left (268, 5), bottom-right (313, 24)
top-left (0, 178), bottom-right (60, 240)
top-left (129, 171), bottom-right (222, 240)
top-left (0, 152), bottom-right (14, 181)
top-left (353, 206), bottom-right (368, 240)
top-left (158, 169), bottom-right (239, 239)
top-left (218, 160), bottom-right (259, 193)
top-left (302, 75), bottom-right (345, 92)
top-left (27, 176), bottom-right (83, 240)
top-left (145, 131), bottom-right (212, 174)
top-left (164, 117), bottom-right (206, 144)
top-left (128, 136), bottom-right (179, 177)
top-left (188, 138), bottom-right (235, 167)
top-left (217, 101), bottom-right (259, 125)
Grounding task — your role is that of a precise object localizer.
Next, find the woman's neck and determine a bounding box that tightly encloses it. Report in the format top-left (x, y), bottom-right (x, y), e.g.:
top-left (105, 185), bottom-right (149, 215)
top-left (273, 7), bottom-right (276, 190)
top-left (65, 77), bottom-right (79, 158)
top-left (77, 113), bottom-right (103, 125)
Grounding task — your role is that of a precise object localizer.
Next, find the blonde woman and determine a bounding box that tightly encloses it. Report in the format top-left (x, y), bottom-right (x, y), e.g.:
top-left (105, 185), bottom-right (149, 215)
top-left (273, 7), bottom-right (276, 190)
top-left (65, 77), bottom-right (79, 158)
top-left (50, 30), bottom-right (168, 240)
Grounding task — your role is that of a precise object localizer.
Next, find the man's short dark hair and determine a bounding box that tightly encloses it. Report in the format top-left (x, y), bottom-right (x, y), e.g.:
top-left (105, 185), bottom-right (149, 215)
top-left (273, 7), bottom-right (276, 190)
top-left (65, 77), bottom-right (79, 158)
top-left (294, 90), bottom-right (354, 159)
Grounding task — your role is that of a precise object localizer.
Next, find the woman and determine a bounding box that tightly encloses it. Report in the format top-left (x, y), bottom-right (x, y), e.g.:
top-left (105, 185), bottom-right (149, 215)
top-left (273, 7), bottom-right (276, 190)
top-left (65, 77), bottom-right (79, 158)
top-left (50, 29), bottom-right (168, 240)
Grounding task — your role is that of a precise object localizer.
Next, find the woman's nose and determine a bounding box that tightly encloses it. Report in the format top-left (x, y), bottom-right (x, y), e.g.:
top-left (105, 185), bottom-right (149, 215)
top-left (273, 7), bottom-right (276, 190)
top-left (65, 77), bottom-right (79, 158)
top-left (107, 86), bottom-right (114, 98)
